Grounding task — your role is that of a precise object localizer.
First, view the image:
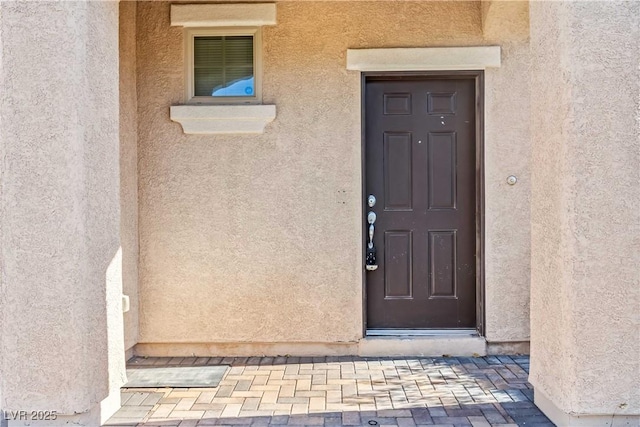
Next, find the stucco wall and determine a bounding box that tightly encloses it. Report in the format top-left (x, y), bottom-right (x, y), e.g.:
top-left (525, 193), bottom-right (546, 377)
top-left (120, 0), bottom-right (140, 353)
top-left (481, 0), bottom-right (529, 43)
top-left (0, 0), bottom-right (124, 421)
top-left (482, 1), bottom-right (531, 344)
top-left (137, 1), bottom-right (532, 346)
top-left (0, 1), bottom-right (4, 412)
top-left (529, 0), bottom-right (639, 418)
top-left (484, 40), bottom-right (531, 343)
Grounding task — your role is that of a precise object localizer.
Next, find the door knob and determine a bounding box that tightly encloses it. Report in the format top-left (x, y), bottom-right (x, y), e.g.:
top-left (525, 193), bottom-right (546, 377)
top-left (367, 211), bottom-right (377, 226)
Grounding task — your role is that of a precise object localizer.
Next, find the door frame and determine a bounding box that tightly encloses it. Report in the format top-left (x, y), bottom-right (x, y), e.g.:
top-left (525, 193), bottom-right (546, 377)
top-left (360, 71), bottom-right (485, 336)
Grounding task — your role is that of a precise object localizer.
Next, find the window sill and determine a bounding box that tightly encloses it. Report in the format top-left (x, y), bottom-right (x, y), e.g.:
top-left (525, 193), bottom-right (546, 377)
top-left (170, 105), bottom-right (276, 135)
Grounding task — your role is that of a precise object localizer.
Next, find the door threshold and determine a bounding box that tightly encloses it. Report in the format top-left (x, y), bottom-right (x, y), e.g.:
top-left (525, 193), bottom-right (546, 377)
top-left (367, 328), bottom-right (478, 337)
top-left (359, 333), bottom-right (486, 356)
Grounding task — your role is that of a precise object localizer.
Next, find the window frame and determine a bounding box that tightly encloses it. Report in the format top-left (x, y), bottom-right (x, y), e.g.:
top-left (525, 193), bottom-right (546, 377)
top-left (184, 27), bottom-right (262, 104)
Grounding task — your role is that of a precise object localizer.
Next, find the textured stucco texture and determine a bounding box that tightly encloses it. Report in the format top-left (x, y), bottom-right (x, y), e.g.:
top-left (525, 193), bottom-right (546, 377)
top-left (529, 0), bottom-right (640, 417)
top-left (0, 0), bottom-right (125, 418)
top-left (481, 0), bottom-right (531, 343)
top-left (137, 1), bottom-right (532, 345)
top-left (481, 0), bottom-right (529, 43)
top-left (120, 0), bottom-right (140, 353)
top-left (484, 39), bottom-right (531, 343)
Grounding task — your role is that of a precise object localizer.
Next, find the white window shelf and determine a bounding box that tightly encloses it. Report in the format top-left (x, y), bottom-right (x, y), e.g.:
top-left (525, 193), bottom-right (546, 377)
top-left (170, 105), bottom-right (276, 135)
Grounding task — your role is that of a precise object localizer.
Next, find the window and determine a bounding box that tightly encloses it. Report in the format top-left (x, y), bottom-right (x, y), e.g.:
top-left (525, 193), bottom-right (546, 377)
top-left (170, 4), bottom-right (276, 134)
top-left (185, 28), bottom-right (262, 104)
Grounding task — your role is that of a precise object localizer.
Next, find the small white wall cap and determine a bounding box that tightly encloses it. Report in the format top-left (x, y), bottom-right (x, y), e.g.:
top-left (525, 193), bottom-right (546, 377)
top-left (122, 295), bottom-right (130, 313)
top-left (346, 46), bottom-right (501, 71)
top-left (171, 3), bottom-right (277, 27)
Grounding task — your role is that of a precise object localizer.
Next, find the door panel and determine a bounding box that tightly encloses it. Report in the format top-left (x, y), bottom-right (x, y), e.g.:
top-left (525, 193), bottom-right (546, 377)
top-left (384, 132), bottom-right (413, 210)
top-left (429, 230), bottom-right (457, 298)
top-left (365, 76), bottom-right (477, 329)
top-left (384, 231), bottom-right (413, 299)
top-left (428, 132), bottom-right (457, 209)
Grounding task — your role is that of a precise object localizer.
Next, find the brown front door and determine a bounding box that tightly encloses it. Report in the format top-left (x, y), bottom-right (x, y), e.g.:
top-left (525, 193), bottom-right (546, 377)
top-left (365, 75), bottom-right (478, 329)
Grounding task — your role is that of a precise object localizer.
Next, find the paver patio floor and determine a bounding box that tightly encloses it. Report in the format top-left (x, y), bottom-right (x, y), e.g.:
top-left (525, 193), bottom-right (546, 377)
top-left (104, 355), bottom-right (554, 427)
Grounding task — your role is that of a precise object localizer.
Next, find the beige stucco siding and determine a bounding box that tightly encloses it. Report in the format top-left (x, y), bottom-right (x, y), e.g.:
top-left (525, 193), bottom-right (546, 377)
top-left (0, 0), bottom-right (125, 419)
top-left (484, 40), bottom-right (531, 342)
top-left (529, 0), bottom-right (640, 417)
top-left (137, 1), bottom-right (532, 345)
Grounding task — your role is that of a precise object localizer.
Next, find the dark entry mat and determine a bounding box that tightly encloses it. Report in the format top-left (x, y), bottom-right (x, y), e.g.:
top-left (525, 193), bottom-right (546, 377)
top-left (124, 365), bottom-right (229, 388)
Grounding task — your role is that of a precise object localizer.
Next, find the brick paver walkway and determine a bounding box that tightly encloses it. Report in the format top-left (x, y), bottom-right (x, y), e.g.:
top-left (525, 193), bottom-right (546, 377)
top-left (104, 355), bottom-right (554, 427)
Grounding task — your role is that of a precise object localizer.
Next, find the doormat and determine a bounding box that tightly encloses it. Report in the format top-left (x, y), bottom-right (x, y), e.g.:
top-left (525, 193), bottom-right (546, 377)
top-left (124, 365), bottom-right (229, 388)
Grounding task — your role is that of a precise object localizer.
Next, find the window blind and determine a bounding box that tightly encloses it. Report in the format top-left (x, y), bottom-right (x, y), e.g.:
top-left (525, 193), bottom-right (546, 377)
top-left (194, 36), bottom-right (254, 97)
